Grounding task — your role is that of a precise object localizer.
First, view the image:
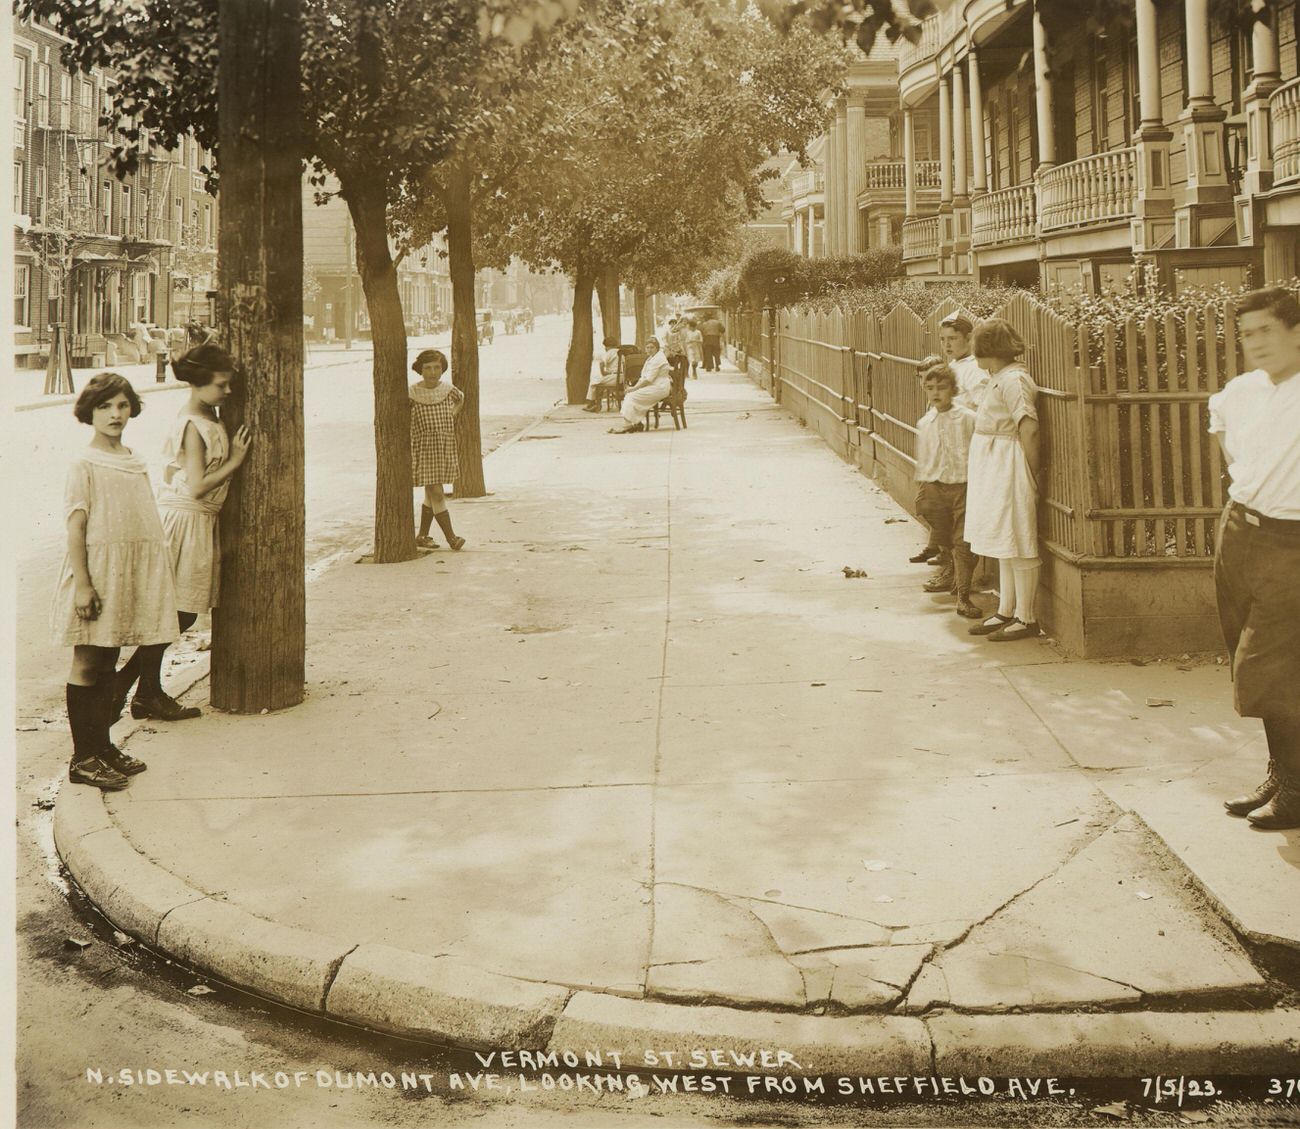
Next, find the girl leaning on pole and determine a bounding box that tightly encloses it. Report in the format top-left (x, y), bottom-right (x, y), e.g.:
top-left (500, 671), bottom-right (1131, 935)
top-left (51, 374), bottom-right (178, 790)
top-left (962, 319), bottom-right (1043, 642)
top-left (112, 344), bottom-right (253, 723)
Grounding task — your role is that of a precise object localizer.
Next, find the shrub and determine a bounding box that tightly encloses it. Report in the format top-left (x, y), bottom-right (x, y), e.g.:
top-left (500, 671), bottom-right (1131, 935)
top-left (700, 264), bottom-right (742, 309)
top-left (732, 246), bottom-right (903, 308)
top-left (799, 279), bottom-right (1023, 318)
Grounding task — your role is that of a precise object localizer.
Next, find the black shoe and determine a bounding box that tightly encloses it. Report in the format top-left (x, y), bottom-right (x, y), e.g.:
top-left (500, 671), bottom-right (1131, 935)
top-left (448, 535), bottom-right (466, 551)
top-left (969, 613), bottom-right (1015, 636)
top-left (130, 692), bottom-right (201, 721)
top-left (909, 546), bottom-right (941, 564)
top-left (582, 402), bottom-right (601, 412)
top-left (69, 756), bottom-right (130, 791)
top-left (102, 742), bottom-right (147, 776)
top-left (923, 569), bottom-right (956, 593)
top-left (1247, 780), bottom-right (1300, 830)
top-left (1225, 763), bottom-right (1279, 816)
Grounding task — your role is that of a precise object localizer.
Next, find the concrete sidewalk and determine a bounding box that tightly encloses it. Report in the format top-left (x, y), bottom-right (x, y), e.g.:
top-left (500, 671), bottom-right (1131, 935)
top-left (51, 361), bottom-right (1300, 1071)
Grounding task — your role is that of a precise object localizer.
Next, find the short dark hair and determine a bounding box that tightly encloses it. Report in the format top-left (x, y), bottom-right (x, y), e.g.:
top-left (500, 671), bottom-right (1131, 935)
top-left (74, 372), bottom-right (143, 424)
top-left (173, 343), bottom-right (234, 386)
top-left (940, 312), bottom-right (974, 336)
top-left (603, 336), bottom-right (619, 348)
top-left (920, 362), bottom-right (957, 390)
top-left (972, 319), bottom-right (1025, 362)
top-left (412, 348), bottom-right (448, 375)
top-left (916, 353), bottom-right (944, 374)
top-left (1237, 286), bottom-right (1300, 328)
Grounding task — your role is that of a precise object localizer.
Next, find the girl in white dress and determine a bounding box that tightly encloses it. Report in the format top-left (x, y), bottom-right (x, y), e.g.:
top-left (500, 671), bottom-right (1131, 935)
top-left (51, 374), bottom-right (178, 790)
top-left (963, 319), bottom-right (1043, 642)
top-left (112, 344), bottom-right (252, 722)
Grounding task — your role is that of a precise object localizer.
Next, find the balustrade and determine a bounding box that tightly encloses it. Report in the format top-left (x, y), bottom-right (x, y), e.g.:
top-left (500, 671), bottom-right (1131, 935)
top-left (1038, 148), bottom-right (1137, 232)
top-left (1271, 77), bottom-right (1300, 186)
top-left (971, 183), bottom-right (1037, 247)
top-left (901, 216), bottom-right (940, 262)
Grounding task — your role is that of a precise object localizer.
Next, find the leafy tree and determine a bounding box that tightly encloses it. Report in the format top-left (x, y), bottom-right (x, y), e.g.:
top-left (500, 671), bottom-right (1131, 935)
top-left (27, 0), bottom-right (580, 566)
top-left (469, 1), bottom-right (847, 402)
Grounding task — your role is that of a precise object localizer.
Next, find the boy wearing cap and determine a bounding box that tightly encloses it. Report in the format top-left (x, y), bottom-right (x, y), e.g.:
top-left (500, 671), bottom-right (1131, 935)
top-left (939, 312), bottom-right (989, 410)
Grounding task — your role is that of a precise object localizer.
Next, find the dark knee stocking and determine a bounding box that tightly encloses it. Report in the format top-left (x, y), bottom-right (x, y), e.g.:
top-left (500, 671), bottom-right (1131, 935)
top-left (419, 505), bottom-right (434, 539)
top-left (433, 508), bottom-right (457, 540)
top-left (135, 643), bottom-right (169, 698)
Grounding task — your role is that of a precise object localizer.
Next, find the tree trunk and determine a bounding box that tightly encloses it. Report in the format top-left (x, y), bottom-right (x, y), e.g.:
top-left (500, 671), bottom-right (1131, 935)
top-left (445, 161), bottom-right (486, 497)
top-left (633, 284), bottom-right (654, 347)
top-left (565, 263), bottom-right (596, 404)
top-left (212, 0), bottom-right (305, 713)
top-left (345, 180), bottom-right (414, 564)
top-left (597, 264), bottom-right (621, 344)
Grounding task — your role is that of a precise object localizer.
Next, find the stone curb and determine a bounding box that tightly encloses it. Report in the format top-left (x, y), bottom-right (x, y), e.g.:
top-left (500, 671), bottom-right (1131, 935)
top-left (47, 386), bottom-right (1300, 1079)
top-left (52, 773), bottom-right (1300, 1074)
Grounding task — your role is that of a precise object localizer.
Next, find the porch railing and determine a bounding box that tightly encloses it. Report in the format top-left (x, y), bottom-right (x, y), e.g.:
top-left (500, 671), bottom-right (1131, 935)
top-left (971, 183), bottom-right (1037, 247)
top-left (900, 215), bottom-right (940, 262)
top-left (863, 159), bottom-right (940, 192)
top-left (790, 169), bottom-right (824, 198)
top-left (1038, 148), bottom-right (1137, 231)
top-left (1270, 77), bottom-right (1300, 187)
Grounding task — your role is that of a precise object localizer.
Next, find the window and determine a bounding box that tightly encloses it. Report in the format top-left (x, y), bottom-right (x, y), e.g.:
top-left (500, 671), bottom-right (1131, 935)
top-left (121, 184), bottom-right (132, 234)
top-left (14, 161), bottom-right (24, 214)
top-left (14, 264), bottom-right (31, 328)
top-left (33, 166), bottom-right (45, 223)
top-left (14, 53), bottom-right (29, 119)
top-left (101, 180), bottom-right (112, 232)
top-left (59, 72), bottom-right (71, 104)
top-left (1091, 42), bottom-right (1110, 150)
top-left (203, 201), bottom-right (212, 246)
top-left (987, 100), bottom-right (1001, 190)
top-left (174, 195), bottom-right (184, 240)
top-left (131, 272), bottom-right (149, 322)
top-left (35, 62), bottom-right (49, 126)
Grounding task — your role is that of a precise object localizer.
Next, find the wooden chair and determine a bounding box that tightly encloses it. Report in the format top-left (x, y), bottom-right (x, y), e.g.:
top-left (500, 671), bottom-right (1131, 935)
top-left (650, 366), bottom-right (688, 430)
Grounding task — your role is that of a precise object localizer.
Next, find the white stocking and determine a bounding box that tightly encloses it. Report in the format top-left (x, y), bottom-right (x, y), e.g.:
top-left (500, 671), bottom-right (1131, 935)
top-left (997, 559), bottom-right (1015, 617)
top-left (1011, 558), bottom-right (1041, 624)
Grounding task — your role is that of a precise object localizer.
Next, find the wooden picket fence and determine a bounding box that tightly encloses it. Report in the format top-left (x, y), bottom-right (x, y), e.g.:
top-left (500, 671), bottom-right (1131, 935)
top-left (731, 293), bottom-right (1242, 564)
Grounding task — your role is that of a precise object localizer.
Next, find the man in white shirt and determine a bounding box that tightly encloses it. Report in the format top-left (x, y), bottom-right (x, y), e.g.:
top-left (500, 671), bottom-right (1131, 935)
top-left (938, 312), bottom-right (989, 410)
top-left (1208, 286), bottom-right (1300, 830)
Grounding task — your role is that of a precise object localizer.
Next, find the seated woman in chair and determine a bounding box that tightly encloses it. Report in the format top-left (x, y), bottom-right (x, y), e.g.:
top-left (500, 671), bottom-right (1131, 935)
top-left (610, 337), bottom-right (672, 434)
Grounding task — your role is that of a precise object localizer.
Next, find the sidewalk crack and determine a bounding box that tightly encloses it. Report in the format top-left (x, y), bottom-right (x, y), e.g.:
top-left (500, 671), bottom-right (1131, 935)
top-left (319, 943), bottom-right (359, 1012)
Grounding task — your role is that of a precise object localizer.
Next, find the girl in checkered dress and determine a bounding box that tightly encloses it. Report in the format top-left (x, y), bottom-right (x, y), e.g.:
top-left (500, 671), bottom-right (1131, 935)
top-left (411, 349), bottom-right (466, 550)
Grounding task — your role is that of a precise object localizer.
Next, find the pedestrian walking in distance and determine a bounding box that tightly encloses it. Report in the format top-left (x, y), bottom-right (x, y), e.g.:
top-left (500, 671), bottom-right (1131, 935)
top-left (963, 319), bottom-right (1043, 642)
top-left (1209, 286), bottom-right (1300, 830)
top-left (51, 374), bottom-right (179, 790)
top-left (112, 344), bottom-right (253, 725)
top-left (699, 312), bottom-right (725, 372)
top-left (411, 349), bottom-right (466, 550)
top-left (913, 360), bottom-right (981, 619)
top-left (683, 318), bottom-right (704, 380)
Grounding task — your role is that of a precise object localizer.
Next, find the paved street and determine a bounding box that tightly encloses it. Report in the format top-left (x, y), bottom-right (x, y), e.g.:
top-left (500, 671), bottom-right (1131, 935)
top-left (25, 347), bottom-right (1300, 1129)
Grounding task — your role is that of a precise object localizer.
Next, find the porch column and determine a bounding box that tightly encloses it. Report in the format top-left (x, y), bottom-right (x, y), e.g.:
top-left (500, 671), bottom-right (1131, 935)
top-left (1031, 0), bottom-right (1056, 171)
top-left (1131, 0), bottom-right (1175, 253)
top-left (793, 210), bottom-right (805, 256)
top-left (939, 76), bottom-right (953, 204)
top-left (836, 103), bottom-right (851, 254)
top-left (1242, 0), bottom-right (1281, 198)
top-left (968, 47), bottom-right (988, 195)
top-left (903, 108), bottom-right (918, 219)
top-left (938, 75), bottom-right (955, 272)
top-left (1177, 0), bottom-right (1231, 246)
top-left (952, 60), bottom-right (970, 272)
top-left (824, 119), bottom-right (839, 254)
top-left (846, 96), bottom-right (867, 253)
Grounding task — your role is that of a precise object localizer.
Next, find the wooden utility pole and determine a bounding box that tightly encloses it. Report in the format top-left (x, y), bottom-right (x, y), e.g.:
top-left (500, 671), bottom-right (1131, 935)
top-left (211, 0), bottom-right (306, 712)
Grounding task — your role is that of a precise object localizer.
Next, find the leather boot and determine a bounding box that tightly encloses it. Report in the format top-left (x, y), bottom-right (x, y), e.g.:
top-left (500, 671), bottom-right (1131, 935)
top-left (1224, 759), bottom-right (1279, 816)
top-left (1247, 777), bottom-right (1300, 830)
top-left (67, 683), bottom-right (129, 791)
top-left (923, 552), bottom-right (954, 593)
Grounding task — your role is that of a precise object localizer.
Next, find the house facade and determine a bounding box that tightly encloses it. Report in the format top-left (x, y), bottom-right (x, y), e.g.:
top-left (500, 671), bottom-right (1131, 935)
top-left (797, 0), bottom-right (1300, 292)
top-left (14, 13), bottom-right (218, 368)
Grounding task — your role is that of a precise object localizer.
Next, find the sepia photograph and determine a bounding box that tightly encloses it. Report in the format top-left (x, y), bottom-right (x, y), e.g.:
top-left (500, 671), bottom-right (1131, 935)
top-left (5, 0), bottom-right (1300, 1126)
